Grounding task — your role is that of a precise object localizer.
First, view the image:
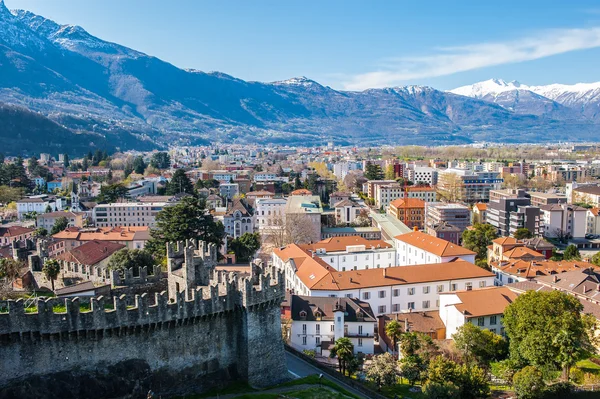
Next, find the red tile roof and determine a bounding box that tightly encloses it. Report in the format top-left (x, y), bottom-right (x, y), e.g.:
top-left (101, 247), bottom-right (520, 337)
top-left (56, 240), bottom-right (125, 266)
top-left (394, 231), bottom-right (476, 257)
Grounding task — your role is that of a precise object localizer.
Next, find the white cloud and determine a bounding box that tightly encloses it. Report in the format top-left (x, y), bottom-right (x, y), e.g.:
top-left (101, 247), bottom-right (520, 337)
top-left (341, 27), bottom-right (600, 91)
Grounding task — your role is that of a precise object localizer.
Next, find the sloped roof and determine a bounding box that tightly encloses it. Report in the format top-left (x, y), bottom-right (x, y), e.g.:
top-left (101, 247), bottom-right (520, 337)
top-left (56, 240), bottom-right (125, 266)
top-left (474, 203), bottom-right (487, 211)
top-left (300, 236), bottom-right (392, 253)
top-left (503, 246), bottom-right (545, 260)
top-left (53, 226), bottom-right (150, 242)
top-left (574, 186), bottom-right (600, 196)
top-left (226, 199), bottom-right (251, 217)
top-left (0, 226), bottom-right (34, 238)
top-left (449, 286), bottom-right (518, 317)
top-left (389, 198), bottom-right (426, 209)
top-left (394, 231), bottom-right (476, 257)
top-left (492, 259), bottom-right (596, 279)
top-left (290, 295), bottom-right (376, 322)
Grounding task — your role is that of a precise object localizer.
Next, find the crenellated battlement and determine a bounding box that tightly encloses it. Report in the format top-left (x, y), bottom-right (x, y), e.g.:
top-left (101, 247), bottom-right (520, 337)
top-left (110, 264), bottom-right (163, 287)
top-left (0, 259), bottom-right (283, 337)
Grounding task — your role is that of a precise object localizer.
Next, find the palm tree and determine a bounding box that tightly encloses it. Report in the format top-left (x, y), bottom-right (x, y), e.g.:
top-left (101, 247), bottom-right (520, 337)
top-left (330, 337), bottom-right (354, 375)
top-left (42, 259), bottom-right (61, 291)
top-left (385, 320), bottom-right (403, 358)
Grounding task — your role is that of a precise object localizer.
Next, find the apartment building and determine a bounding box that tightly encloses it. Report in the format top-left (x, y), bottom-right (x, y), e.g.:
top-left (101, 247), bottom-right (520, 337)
top-left (425, 202), bottom-right (471, 235)
top-left (393, 231), bottom-right (476, 266)
top-left (407, 167), bottom-right (438, 186)
top-left (255, 197), bottom-right (287, 231)
top-left (541, 203), bottom-right (588, 239)
top-left (388, 198), bottom-right (426, 230)
top-left (487, 193), bottom-right (543, 237)
top-left (36, 211), bottom-right (86, 231)
top-left (588, 208), bottom-right (600, 235)
top-left (93, 202), bottom-right (167, 228)
top-left (528, 192), bottom-right (568, 207)
top-left (284, 195), bottom-right (323, 244)
top-left (374, 182), bottom-right (403, 209)
top-left (437, 169), bottom-right (503, 203)
top-left (404, 186), bottom-right (437, 203)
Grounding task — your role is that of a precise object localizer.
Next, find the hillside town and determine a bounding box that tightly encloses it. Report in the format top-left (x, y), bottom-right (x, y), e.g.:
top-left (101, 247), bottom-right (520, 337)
top-left (2, 143), bottom-right (600, 398)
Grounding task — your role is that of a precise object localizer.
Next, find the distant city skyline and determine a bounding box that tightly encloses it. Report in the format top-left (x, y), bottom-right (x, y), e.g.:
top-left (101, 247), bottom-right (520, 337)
top-left (5, 0), bottom-right (600, 90)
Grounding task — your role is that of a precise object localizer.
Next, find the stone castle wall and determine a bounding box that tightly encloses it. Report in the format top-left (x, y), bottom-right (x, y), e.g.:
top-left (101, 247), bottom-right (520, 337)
top-left (0, 246), bottom-right (288, 399)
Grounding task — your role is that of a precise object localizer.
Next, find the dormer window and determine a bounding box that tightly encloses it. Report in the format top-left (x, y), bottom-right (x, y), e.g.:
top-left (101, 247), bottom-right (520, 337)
top-left (299, 310), bottom-right (307, 320)
top-left (314, 311), bottom-right (322, 321)
top-left (356, 310), bottom-right (364, 321)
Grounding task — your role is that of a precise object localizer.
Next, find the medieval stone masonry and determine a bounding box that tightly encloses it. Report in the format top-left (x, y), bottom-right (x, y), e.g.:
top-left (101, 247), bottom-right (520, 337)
top-left (0, 239), bottom-right (288, 399)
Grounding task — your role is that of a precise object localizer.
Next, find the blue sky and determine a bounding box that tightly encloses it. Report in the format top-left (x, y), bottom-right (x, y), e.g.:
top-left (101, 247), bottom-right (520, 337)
top-left (7, 0), bottom-right (600, 90)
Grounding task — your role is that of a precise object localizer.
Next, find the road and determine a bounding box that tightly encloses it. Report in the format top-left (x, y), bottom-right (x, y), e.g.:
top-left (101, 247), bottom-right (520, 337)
top-left (285, 352), bottom-right (370, 399)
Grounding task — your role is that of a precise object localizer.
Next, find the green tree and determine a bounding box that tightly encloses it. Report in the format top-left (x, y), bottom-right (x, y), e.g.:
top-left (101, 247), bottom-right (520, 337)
top-left (50, 216), bottom-right (69, 235)
top-left (461, 223), bottom-right (498, 260)
top-left (146, 196), bottom-right (225, 260)
top-left (150, 152), bottom-right (171, 169)
top-left (294, 175), bottom-right (302, 190)
top-left (453, 322), bottom-right (508, 368)
top-left (513, 228), bottom-right (533, 239)
top-left (385, 320), bottom-right (403, 357)
top-left (592, 252), bottom-right (600, 266)
top-left (425, 356), bottom-right (489, 399)
top-left (422, 381), bottom-right (460, 399)
top-left (42, 258), bottom-right (61, 291)
top-left (399, 332), bottom-right (421, 357)
top-left (503, 290), bottom-right (590, 381)
top-left (33, 227), bottom-right (48, 238)
top-left (82, 157), bottom-right (89, 171)
top-left (229, 233), bottom-right (261, 262)
top-left (63, 153), bottom-right (69, 168)
top-left (563, 244), bottom-right (581, 261)
top-left (385, 164), bottom-right (396, 180)
top-left (98, 183), bottom-right (129, 203)
top-left (365, 353), bottom-right (398, 389)
top-left (330, 337), bottom-right (354, 375)
top-left (398, 354), bottom-right (424, 386)
top-left (364, 161), bottom-right (384, 180)
top-left (132, 156), bottom-right (146, 174)
top-left (166, 169), bottom-right (194, 195)
top-left (107, 248), bottom-right (155, 273)
top-left (512, 366), bottom-right (546, 399)
top-left (0, 186), bottom-right (25, 204)
top-left (0, 258), bottom-right (22, 281)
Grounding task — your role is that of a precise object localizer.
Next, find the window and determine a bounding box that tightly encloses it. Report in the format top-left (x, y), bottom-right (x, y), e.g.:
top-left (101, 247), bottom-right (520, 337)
top-left (408, 287), bottom-right (415, 295)
top-left (490, 315), bottom-right (497, 325)
top-left (378, 305), bottom-right (386, 314)
top-left (407, 302), bottom-right (415, 310)
top-left (489, 329), bottom-right (496, 335)
top-left (477, 317), bottom-right (485, 326)
top-left (501, 327), bottom-right (505, 336)
top-left (450, 283), bottom-right (458, 291)
top-left (302, 324), bottom-right (307, 334)
top-left (302, 336), bottom-right (307, 345)
top-left (392, 304), bottom-right (400, 312)
top-left (423, 286), bottom-right (430, 294)
top-left (479, 281), bottom-right (487, 288)
top-left (358, 325), bottom-right (363, 335)
top-left (358, 338), bottom-right (363, 347)
top-left (363, 292), bottom-right (370, 300)
top-left (316, 336), bottom-right (321, 345)
top-left (422, 300), bottom-right (430, 309)
top-left (331, 325), bottom-right (335, 332)
top-left (393, 289), bottom-right (400, 297)
top-left (465, 283), bottom-right (473, 291)
top-left (379, 290), bottom-right (386, 299)
top-left (316, 324), bottom-right (320, 333)
top-left (437, 285), bottom-right (444, 293)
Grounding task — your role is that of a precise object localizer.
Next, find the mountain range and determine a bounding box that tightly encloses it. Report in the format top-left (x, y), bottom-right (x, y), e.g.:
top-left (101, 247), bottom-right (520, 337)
top-left (0, 1), bottom-right (599, 155)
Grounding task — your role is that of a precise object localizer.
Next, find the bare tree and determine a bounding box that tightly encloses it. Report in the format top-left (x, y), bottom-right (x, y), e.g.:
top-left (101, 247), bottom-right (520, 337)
top-left (437, 172), bottom-right (463, 203)
top-left (260, 213), bottom-right (317, 252)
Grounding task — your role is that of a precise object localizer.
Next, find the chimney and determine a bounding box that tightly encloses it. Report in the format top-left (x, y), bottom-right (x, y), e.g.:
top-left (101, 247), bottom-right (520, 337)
top-left (413, 226), bottom-right (418, 232)
top-left (383, 268), bottom-right (387, 278)
top-left (404, 318), bottom-right (409, 332)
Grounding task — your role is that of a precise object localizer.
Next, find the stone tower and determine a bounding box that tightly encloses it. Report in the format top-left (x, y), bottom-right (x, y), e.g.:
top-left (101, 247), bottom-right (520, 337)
top-left (166, 239), bottom-right (217, 301)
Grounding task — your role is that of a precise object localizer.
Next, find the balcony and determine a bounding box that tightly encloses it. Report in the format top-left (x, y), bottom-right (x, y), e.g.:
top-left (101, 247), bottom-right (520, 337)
top-left (345, 332), bottom-right (373, 338)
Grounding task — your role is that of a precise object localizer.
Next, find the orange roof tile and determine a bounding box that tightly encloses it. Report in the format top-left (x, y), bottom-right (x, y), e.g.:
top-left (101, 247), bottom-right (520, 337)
top-left (394, 231), bottom-right (476, 257)
top-left (389, 198), bottom-right (426, 209)
top-left (474, 203), bottom-right (487, 211)
top-left (449, 286), bottom-right (518, 317)
top-left (300, 236), bottom-right (392, 253)
top-left (502, 247), bottom-right (545, 259)
top-left (56, 240), bottom-right (125, 266)
top-left (492, 259), bottom-right (598, 279)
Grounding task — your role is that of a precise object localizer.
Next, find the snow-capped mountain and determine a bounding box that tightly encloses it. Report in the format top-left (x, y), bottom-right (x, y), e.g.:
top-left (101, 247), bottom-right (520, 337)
top-left (0, 1), bottom-right (599, 153)
top-left (451, 79), bottom-right (600, 120)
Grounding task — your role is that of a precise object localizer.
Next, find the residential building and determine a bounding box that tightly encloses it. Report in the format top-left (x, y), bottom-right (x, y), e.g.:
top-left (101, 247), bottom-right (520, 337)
top-left (55, 240), bottom-right (126, 286)
top-left (47, 181), bottom-right (62, 192)
top-left (50, 226), bottom-right (150, 255)
top-left (487, 236), bottom-right (554, 264)
top-left (329, 192), bottom-right (352, 207)
top-left (491, 258), bottom-right (593, 286)
top-left (404, 186), bottom-right (437, 203)
top-left (541, 203), bottom-right (588, 239)
top-left (0, 226), bottom-right (34, 247)
top-left (437, 169), bottom-right (503, 203)
top-left (427, 223), bottom-right (461, 245)
top-left (407, 167), bottom-right (438, 186)
top-left (211, 170), bottom-right (238, 183)
top-left (288, 295), bottom-right (376, 355)
top-left (571, 185), bottom-right (600, 208)
top-left (487, 194), bottom-right (542, 237)
top-left (387, 198), bottom-right (426, 230)
top-left (253, 172), bottom-right (288, 183)
top-left (332, 162), bottom-right (362, 180)
top-left (274, 246), bottom-right (494, 316)
top-left (333, 198), bottom-right (365, 226)
top-left (219, 183), bottom-right (240, 200)
top-left (439, 286), bottom-right (517, 339)
top-left (489, 188), bottom-right (528, 202)
top-left (425, 202), bottom-right (471, 235)
top-left (588, 208), bottom-right (600, 235)
top-left (284, 195), bottom-right (323, 244)
top-left (37, 211), bottom-right (85, 231)
top-left (16, 195), bottom-right (66, 219)
top-left (393, 231), bottom-right (476, 266)
top-left (93, 202), bottom-right (168, 228)
top-left (472, 203), bottom-right (487, 224)
top-left (528, 192), bottom-right (568, 207)
top-left (299, 236), bottom-right (395, 271)
top-left (255, 197), bottom-right (287, 231)
top-left (223, 199), bottom-right (254, 239)
top-left (374, 182), bottom-right (403, 209)
top-left (366, 180), bottom-right (397, 199)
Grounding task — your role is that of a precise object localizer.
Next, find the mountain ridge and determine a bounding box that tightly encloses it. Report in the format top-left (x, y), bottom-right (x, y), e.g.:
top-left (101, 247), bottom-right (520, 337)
top-left (0, 2), bottom-right (599, 151)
